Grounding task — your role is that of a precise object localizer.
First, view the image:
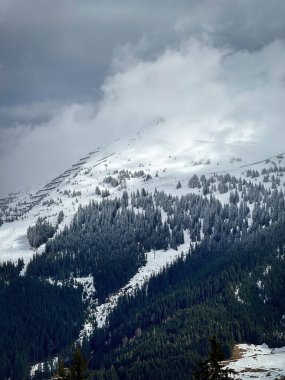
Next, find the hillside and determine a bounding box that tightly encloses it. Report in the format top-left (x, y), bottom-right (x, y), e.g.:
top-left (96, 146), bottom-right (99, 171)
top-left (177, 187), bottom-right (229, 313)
top-left (0, 119), bottom-right (282, 264)
top-left (0, 121), bottom-right (285, 379)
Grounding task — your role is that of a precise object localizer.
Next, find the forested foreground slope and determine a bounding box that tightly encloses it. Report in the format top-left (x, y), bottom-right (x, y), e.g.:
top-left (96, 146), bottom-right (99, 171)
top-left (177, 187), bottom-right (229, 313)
top-left (88, 215), bottom-right (285, 379)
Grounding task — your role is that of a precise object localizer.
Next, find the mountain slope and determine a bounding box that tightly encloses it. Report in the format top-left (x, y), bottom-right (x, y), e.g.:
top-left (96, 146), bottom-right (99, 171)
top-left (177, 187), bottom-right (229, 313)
top-left (0, 119), bottom-right (282, 265)
top-left (1, 121), bottom-right (285, 379)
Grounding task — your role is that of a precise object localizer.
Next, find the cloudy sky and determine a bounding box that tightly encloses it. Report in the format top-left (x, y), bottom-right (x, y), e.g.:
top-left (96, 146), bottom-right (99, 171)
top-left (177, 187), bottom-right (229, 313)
top-left (0, 0), bottom-right (285, 194)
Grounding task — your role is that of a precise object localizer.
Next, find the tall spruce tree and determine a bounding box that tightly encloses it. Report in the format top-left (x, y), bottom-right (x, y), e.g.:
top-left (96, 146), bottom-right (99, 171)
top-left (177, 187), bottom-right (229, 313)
top-left (194, 337), bottom-right (236, 380)
top-left (69, 348), bottom-right (92, 380)
top-left (54, 349), bottom-right (92, 380)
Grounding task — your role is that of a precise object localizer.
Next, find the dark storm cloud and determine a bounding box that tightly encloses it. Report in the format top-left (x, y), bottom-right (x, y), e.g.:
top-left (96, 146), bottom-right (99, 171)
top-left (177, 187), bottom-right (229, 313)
top-left (1, 0), bottom-right (285, 123)
top-left (174, 0), bottom-right (285, 50)
top-left (0, 0), bottom-right (285, 194)
top-left (0, 0), bottom-right (188, 123)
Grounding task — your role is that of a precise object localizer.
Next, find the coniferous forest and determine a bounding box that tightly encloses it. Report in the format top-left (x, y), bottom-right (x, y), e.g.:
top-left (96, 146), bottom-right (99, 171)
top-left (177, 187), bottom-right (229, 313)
top-left (88, 218), bottom-right (285, 379)
top-left (1, 0), bottom-right (285, 378)
top-left (1, 177), bottom-right (285, 379)
top-left (0, 275), bottom-right (84, 380)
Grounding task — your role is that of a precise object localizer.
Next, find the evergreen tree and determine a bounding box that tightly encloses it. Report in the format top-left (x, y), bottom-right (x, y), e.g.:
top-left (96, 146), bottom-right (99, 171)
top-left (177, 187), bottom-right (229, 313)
top-left (194, 337), bottom-right (236, 380)
top-left (27, 217), bottom-right (55, 248)
top-left (176, 181), bottom-right (182, 189)
top-left (58, 210), bottom-right (64, 225)
top-left (69, 348), bottom-right (93, 380)
top-left (54, 349), bottom-right (92, 380)
top-left (54, 359), bottom-right (70, 380)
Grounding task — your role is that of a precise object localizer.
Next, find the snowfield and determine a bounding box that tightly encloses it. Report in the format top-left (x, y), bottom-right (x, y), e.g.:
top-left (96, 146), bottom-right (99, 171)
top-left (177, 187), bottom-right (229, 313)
top-left (224, 344), bottom-right (285, 380)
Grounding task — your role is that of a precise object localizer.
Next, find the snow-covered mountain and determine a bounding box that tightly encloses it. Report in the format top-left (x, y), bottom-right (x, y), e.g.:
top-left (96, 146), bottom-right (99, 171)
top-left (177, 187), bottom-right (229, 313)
top-left (0, 119), bottom-right (283, 266)
top-left (1, 120), bottom-right (285, 311)
top-left (1, 120), bottom-right (285, 379)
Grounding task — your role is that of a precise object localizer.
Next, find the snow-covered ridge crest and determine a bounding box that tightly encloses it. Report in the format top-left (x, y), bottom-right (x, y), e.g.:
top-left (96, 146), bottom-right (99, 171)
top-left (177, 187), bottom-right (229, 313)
top-left (0, 121), bottom-right (284, 266)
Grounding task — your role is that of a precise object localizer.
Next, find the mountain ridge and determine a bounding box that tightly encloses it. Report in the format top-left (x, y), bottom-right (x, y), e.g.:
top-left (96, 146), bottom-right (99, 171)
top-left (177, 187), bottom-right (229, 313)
top-left (1, 123), bottom-right (285, 379)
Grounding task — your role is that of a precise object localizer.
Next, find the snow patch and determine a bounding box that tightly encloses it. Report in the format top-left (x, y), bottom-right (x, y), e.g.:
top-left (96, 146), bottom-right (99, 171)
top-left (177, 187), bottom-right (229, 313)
top-left (225, 343), bottom-right (285, 380)
top-left (234, 285), bottom-right (244, 304)
top-left (95, 230), bottom-right (190, 329)
top-left (30, 357), bottom-right (58, 378)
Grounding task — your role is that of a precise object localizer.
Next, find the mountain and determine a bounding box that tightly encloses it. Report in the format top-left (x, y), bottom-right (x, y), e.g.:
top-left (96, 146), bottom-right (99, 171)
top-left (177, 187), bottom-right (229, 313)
top-left (0, 118), bottom-right (277, 265)
top-left (0, 120), bottom-right (285, 379)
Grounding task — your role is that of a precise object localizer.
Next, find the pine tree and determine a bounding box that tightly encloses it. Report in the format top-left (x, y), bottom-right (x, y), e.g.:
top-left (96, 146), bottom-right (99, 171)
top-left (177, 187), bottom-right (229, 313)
top-left (194, 337), bottom-right (236, 380)
top-left (58, 211), bottom-right (64, 225)
top-left (53, 359), bottom-right (70, 379)
top-left (176, 181), bottom-right (182, 189)
top-left (69, 348), bottom-right (92, 380)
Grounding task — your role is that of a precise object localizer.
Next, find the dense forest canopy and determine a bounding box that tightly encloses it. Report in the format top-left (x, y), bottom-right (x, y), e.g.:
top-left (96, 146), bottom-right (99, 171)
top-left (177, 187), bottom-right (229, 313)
top-left (1, 172), bottom-right (285, 379)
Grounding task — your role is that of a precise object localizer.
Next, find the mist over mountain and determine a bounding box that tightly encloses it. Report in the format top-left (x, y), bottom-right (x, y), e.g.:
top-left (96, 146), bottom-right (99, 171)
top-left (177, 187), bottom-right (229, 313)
top-left (1, 3), bottom-right (285, 380)
top-left (1, 1), bottom-right (285, 194)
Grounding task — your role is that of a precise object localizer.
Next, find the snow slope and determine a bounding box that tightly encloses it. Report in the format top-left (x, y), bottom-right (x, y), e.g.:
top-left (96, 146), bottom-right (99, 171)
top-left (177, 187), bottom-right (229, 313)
top-left (94, 230), bottom-right (190, 329)
top-left (2, 120), bottom-right (284, 377)
top-left (1, 119), bottom-right (285, 344)
top-left (225, 344), bottom-right (285, 379)
top-left (1, 120), bottom-right (283, 265)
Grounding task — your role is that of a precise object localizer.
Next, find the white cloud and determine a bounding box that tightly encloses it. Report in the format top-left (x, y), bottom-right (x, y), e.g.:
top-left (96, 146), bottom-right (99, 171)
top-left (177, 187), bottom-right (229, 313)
top-left (1, 38), bottom-right (285, 193)
top-left (96, 38), bottom-right (285, 146)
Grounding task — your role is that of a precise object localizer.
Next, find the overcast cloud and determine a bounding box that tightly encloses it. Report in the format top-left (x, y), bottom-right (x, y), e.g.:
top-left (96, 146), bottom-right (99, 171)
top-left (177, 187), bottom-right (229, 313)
top-left (0, 0), bottom-right (285, 194)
